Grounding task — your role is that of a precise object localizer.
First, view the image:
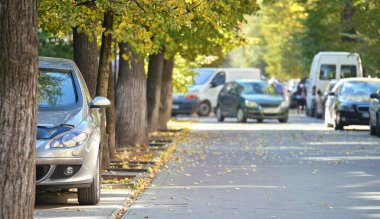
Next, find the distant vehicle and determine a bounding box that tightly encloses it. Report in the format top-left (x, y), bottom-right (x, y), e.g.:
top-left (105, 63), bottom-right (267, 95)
top-left (216, 80), bottom-right (289, 123)
top-left (306, 52), bottom-right (363, 117)
top-left (37, 57), bottom-right (111, 205)
top-left (324, 78), bottom-right (380, 130)
top-left (369, 88), bottom-right (380, 137)
top-left (171, 93), bottom-right (200, 116)
top-left (187, 68), bottom-right (261, 116)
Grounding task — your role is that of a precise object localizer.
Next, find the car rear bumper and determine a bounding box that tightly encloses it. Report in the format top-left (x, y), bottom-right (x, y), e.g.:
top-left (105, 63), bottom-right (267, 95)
top-left (172, 99), bottom-right (200, 114)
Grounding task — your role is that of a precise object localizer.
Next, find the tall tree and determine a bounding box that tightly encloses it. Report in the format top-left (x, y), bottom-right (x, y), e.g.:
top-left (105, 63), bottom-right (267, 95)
top-left (97, 11), bottom-right (114, 168)
top-left (147, 50), bottom-right (165, 132)
top-left (0, 0), bottom-right (38, 217)
top-left (116, 42), bottom-right (148, 147)
top-left (73, 28), bottom-right (99, 97)
top-left (158, 57), bottom-right (175, 130)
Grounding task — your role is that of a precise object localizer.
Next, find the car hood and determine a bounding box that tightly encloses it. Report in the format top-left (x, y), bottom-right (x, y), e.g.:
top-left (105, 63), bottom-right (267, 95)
top-left (187, 85), bottom-right (202, 93)
top-left (339, 95), bottom-right (371, 104)
top-left (37, 107), bottom-right (83, 127)
top-left (241, 94), bottom-right (284, 105)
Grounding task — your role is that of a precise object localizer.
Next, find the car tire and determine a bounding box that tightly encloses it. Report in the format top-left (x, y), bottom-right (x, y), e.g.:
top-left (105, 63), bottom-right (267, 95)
top-left (334, 113), bottom-right (344, 130)
top-left (197, 101), bottom-right (211, 117)
top-left (237, 108), bottom-right (247, 123)
top-left (257, 119), bottom-right (263, 123)
top-left (279, 117), bottom-right (288, 123)
top-left (78, 158), bottom-right (100, 205)
top-left (216, 106), bottom-right (224, 122)
top-left (376, 116), bottom-right (380, 138)
top-left (370, 124), bottom-right (376, 135)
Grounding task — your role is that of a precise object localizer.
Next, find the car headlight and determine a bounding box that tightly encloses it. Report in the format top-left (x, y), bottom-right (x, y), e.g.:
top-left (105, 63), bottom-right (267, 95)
top-left (48, 131), bottom-right (89, 148)
top-left (280, 101), bottom-right (289, 108)
top-left (245, 100), bottom-right (258, 108)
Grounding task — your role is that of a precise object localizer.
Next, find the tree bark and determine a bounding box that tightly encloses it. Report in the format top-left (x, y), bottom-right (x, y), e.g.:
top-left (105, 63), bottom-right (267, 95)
top-left (73, 28), bottom-right (99, 97)
top-left (158, 57), bottom-right (175, 130)
top-left (147, 50), bottom-right (165, 132)
top-left (0, 0), bottom-right (38, 218)
top-left (116, 42), bottom-right (148, 147)
top-left (106, 62), bottom-right (116, 159)
top-left (97, 11), bottom-right (114, 168)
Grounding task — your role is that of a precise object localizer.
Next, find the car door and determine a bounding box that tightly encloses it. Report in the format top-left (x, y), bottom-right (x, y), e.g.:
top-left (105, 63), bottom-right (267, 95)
top-left (218, 83), bottom-right (230, 115)
top-left (205, 71), bottom-right (226, 108)
top-left (226, 83), bottom-right (240, 116)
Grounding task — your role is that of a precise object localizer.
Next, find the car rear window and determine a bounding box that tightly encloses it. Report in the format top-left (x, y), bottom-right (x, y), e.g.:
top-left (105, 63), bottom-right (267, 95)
top-left (320, 64), bottom-right (336, 80)
top-left (340, 65), bottom-right (357, 78)
top-left (38, 69), bottom-right (78, 107)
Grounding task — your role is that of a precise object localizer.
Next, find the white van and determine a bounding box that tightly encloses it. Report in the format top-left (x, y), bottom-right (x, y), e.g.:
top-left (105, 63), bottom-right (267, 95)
top-left (188, 68), bottom-right (261, 116)
top-left (306, 52), bottom-right (363, 116)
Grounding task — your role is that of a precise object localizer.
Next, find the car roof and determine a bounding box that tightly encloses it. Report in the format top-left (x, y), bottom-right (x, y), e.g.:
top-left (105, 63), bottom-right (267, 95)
top-left (234, 79), bottom-right (266, 84)
top-left (39, 57), bottom-right (76, 70)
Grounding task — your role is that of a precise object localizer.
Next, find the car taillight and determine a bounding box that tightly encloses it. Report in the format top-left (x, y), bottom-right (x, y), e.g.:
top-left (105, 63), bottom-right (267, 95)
top-left (185, 95), bottom-right (198, 99)
top-left (312, 85), bottom-right (316, 96)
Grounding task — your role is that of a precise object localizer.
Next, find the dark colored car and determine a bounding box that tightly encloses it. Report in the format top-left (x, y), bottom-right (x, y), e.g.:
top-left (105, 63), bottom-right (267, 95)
top-left (325, 78), bottom-right (380, 130)
top-left (172, 93), bottom-right (200, 116)
top-left (216, 80), bottom-right (289, 123)
top-left (369, 88), bottom-right (380, 137)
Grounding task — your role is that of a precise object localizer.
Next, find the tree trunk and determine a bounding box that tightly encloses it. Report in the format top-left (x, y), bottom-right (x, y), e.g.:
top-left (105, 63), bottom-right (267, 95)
top-left (147, 50), bottom-right (165, 132)
top-left (116, 42), bottom-right (148, 147)
top-left (97, 11), bottom-right (114, 169)
top-left (158, 58), bottom-right (175, 130)
top-left (73, 28), bottom-right (98, 97)
top-left (106, 62), bottom-right (116, 159)
top-left (0, 0), bottom-right (38, 218)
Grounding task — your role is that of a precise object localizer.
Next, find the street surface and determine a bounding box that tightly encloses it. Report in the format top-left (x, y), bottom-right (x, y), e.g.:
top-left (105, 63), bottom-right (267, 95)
top-left (125, 113), bottom-right (380, 219)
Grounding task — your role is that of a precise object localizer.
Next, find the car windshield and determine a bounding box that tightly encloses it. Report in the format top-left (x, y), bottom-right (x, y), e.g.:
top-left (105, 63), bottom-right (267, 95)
top-left (340, 81), bottom-right (380, 96)
top-left (193, 69), bottom-right (215, 85)
top-left (38, 69), bottom-right (78, 107)
top-left (239, 82), bottom-right (279, 95)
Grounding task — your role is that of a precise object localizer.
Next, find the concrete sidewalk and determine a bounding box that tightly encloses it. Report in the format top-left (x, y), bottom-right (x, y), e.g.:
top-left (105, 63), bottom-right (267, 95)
top-left (34, 189), bottom-right (131, 219)
top-left (123, 115), bottom-right (380, 219)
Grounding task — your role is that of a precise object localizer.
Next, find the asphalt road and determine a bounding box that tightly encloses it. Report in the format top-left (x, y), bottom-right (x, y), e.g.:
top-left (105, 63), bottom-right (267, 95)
top-left (125, 113), bottom-right (380, 219)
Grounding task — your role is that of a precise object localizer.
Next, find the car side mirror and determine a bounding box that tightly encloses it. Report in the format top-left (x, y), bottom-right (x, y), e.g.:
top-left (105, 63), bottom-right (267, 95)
top-left (370, 93), bottom-right (379, 99)
top-left (328, 91), bottom-right (335, 96)
top-left (210, 81), bottom-right (217, 88)
top-left (89, 96), bottom-right (111, 108)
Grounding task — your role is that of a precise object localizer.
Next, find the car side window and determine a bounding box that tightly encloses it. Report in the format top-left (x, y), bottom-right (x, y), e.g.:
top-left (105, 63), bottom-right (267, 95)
top-left (228, 83), bottom-right (238, 95)
top-left (211, 72), bottom-right (226, 87)
top-left (341, 65), bottom-right (357, 78)
top-left (320, 65), bottom-right (336, 80)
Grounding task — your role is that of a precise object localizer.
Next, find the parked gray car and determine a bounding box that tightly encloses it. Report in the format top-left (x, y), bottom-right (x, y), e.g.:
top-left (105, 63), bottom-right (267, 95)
top-left (36, 57), bottom-right (110, 205)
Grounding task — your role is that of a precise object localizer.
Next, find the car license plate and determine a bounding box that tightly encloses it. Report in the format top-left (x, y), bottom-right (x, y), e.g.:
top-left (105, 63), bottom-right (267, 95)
top-left (172, 104), bottom-right (180, 110)
top-left (362, 112), bottom-right (369, 118)
top-left (263, 107), bottom-right (278, 114)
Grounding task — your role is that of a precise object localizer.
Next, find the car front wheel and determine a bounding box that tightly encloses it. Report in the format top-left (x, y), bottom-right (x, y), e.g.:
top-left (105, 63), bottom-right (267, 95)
top-left (237, 108), bottom-right (247, 123)
top-left (279, 117), bottom-right (288, 123)
top-left (216, 106), bottom-right (224, 122)
top-left (78, 158), bottom-right (100, 205)
top-left (376, 116), bottom-right (380, 138)
top-left (334, 113), bottom-right (344, 130)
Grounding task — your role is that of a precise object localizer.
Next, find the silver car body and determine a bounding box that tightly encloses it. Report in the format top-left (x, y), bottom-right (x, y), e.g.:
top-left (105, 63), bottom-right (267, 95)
top-left (36, 57), bottom-right (101, 188)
